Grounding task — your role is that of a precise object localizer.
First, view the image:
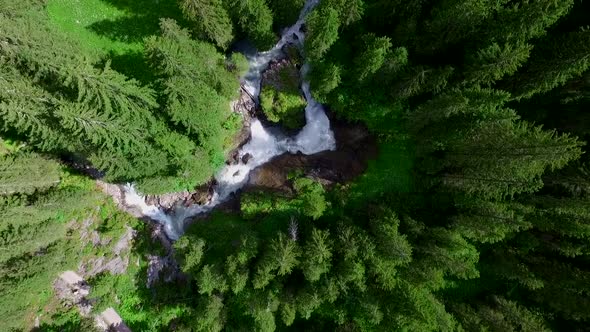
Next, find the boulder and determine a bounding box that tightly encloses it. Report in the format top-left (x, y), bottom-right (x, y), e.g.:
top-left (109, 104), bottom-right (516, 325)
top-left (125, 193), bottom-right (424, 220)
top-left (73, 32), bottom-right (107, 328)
top-left (242, 153), bottom-right (253, 164)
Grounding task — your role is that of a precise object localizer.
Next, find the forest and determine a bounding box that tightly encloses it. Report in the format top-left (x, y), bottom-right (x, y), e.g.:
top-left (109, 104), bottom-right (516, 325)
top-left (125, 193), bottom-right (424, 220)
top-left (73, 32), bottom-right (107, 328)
top-left (1, 0), bottom-right (589, 331)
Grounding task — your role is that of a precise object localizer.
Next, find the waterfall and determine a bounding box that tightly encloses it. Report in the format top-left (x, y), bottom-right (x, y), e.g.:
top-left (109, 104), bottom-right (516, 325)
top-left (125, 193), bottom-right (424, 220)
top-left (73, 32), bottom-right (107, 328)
top-left (123, 0), bottom-right (336, 240)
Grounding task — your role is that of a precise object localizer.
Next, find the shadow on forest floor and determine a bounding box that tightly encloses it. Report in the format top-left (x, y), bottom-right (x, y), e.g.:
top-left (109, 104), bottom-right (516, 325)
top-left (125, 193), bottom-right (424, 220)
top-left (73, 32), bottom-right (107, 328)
top-left (88, 0), bottom-right (186, 83)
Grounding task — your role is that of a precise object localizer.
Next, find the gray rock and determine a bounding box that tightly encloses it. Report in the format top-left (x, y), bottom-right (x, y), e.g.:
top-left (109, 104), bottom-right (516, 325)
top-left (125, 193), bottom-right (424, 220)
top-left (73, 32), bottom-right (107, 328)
top-left (241, 153), bottom-right (253, 164)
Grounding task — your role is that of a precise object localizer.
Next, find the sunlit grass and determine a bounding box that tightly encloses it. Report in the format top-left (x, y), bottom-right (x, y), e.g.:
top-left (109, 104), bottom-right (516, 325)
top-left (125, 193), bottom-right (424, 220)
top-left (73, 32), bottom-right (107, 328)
top-left (47, 0), bottom-right (142, 56)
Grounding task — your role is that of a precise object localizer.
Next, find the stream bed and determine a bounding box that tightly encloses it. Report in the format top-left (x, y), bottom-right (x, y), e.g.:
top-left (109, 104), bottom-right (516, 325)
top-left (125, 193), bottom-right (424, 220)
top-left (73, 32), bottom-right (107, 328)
top-left (121, 0), bottom-right (338, 240)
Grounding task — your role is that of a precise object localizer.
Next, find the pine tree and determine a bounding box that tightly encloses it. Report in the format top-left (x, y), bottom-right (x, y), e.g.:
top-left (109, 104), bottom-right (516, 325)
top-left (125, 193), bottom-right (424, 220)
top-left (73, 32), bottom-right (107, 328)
top-left (174, 236), bottom-right (206, 274)
top-left (392, 66), bottom-right (454, 99)
top-left (0, 64), bottom-right (64, 151)
top-left (305, 7), bottom-right (340, 62)
top-left (178, 0), bottom-right (234, 49)
top-left (309, 61), bottom-right (342, 101)
top-left (486, 0), bottom-right (574, 43)
top-left (321, 0), bottom-right (365, 27)
top-left (225, 0), bottom-right (276, 50)
top-left (190, 295), bottom-right (226, 332)
top-left (452, 198), bottom-right (533, 243)
top-left (418, 0), bottom-right (502, 54)
top-left (508, 29), bottom-right (590, 99)
top-left (409, 87), bottom-right (514, 132)
top-left (353, 34), bottom-right (392, 81)
top-left (438, 121), bottom-right (583, 199)
top-left (0, 153), bottom-right (60, 195)
top-left (146, 19), bottom-right (240, 177)
top-left (253, 232), bottom-right (300, 289)
top-left (404, 227), bottom-right (479, 291)
top-left (450, 297), bottom-right (550, 332)
top-left (197, 264), bottom-right (228, 295)
top-left (301, 228), bottom-right (333, 282)
top-left (463, 42), bottom-right (533, 86)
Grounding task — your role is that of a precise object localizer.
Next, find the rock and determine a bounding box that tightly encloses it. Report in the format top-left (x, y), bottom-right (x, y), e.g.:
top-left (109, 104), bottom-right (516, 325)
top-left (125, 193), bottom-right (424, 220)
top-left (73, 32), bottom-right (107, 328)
top-left (145, 191), bottom-right (191, 210)
top-left (191, 181), bottom-right (214, 205)
top-left (247, 122), bottom-right (376, 192)
top-left (241, 153), bottom-right (253, 164)
top-left (96, 308), bottom-right (132, 332)
top-left (114, 226), bottom-right (135, 256)
top-left (53, 271), bottom-right (92, 316)
top-left (228, 149), bottom-right (240, 165)
top-left (146, 255), bottom-right (181, 288)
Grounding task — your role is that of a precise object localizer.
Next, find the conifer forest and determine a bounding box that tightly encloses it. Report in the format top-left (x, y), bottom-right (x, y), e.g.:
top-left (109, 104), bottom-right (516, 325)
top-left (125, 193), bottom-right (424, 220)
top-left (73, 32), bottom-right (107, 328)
top-left (1, 0), bottom-right (590, 331)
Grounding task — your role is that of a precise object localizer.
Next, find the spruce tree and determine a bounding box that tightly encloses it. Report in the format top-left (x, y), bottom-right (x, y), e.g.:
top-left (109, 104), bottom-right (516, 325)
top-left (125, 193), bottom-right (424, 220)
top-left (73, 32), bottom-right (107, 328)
top-left (301, 228), bottom-right (333, 282)
top-left (463, 42), bottom-right (533, 86)
top-left (178, 0), bottom-right (234, 49)
top-left (418, 0), bottom-right (502, 54)
top-left (430, 120), bottom-right (583, 199)
top-left (508, 29), bottom-right (590, 99)
top-left (225, 0), bottom-right (276, 50)
top-left (485, 0), bottom-right (574, 43)
top-left (353, 34), bottom-right (392, 81)
top-left (0, 153), bottom-right (60, 195)
top-left (305, 7), bottom-right (340, 62)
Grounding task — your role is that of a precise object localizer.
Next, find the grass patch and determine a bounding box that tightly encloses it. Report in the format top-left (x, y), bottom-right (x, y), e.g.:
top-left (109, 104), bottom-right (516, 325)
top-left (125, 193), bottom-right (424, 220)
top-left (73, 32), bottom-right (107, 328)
top-left (47, 0), bottom-right (184, 82)
top-left (47, 0), bottom-right (141, 56)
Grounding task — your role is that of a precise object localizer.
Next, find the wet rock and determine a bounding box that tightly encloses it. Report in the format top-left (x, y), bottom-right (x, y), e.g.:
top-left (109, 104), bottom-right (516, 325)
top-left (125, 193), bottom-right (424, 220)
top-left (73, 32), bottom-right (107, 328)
top-left (232, 86), bottom-right (256, 117)
top-left (228, 149), bottom-right (240, 165)
top-left (242, 153), bottom-right (253, 164)
top-left (247, 122), bottom-right (377, 192)
top-left (145, 191), bottom-right (191, 210)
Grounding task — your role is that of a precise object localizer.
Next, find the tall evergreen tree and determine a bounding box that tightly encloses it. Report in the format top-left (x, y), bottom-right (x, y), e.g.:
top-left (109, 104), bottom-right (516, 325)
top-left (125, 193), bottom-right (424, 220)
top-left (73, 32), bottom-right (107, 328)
top-left (463, 42), bottom-right (533, 86)
top-left (178, 0), bottom-right (234, 49)
top-left (0, 153), bottom-right (60, 195)
top-left (305, 7), bottom-right (340, 62)
top-left (507, 29), bottom-right (590, 99)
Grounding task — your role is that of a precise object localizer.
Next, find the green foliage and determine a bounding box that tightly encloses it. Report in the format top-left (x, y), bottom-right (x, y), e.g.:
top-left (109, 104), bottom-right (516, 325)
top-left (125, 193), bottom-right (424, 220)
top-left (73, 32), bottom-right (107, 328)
top-left (267, 0), bottom-right (306, 29)
top-left (0, 153), bottom-right (61, 195)
top-left (260, 86), bottom-right (306, 129)
top-left (305, 7), bottom-right (340, 62)
top-left (292, 177), bottom-right (328, 219)
top-left (353, 34), bottom-right (392, 81)
top-left (225, 0), bottom-right (276, 50)
top-left (463, 42), bottom-right (533, 86)
top-left (301, 228), bottom-right (333, 282)
top-left (0, 163), bottom-right (138, 330)
top-left (3, 0), bottom-right (590, 331)
top-left (179, 0), bottom-right (234, 49)
top-left (508, 29), bottom-right (590, 99)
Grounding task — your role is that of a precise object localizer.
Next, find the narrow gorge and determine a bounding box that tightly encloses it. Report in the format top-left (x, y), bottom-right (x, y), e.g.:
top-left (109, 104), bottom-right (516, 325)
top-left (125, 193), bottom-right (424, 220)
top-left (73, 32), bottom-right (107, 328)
top-left (115, 0), bottom-right (337, 240)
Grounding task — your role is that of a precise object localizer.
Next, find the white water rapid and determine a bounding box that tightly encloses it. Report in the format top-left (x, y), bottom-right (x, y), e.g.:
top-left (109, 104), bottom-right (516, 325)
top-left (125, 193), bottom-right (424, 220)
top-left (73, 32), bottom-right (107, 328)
top-left (123, 0), bottom-right (336, 240)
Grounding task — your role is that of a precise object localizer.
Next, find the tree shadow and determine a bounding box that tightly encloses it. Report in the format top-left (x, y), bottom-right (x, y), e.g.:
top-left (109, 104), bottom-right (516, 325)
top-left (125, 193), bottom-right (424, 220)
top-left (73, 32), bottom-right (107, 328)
top-left (107, 50), bottom-right (156, 85)
top-left (89, 0), bottom-right (186, 41)
top-left (87, 0), bottom-right (188, 83)
top-left (88, 17), bottom-right (152, 45)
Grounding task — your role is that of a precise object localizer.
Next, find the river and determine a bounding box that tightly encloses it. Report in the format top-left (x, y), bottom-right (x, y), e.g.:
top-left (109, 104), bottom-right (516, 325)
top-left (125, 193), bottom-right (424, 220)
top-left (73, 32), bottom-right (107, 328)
top-left (122, 0), bottom-right (336, 240)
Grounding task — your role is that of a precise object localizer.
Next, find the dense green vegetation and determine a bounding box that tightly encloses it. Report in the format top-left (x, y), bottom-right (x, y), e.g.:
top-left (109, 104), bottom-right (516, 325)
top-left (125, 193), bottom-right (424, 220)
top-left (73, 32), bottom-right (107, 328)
top-left (1, 0), bottom-right (590, 331)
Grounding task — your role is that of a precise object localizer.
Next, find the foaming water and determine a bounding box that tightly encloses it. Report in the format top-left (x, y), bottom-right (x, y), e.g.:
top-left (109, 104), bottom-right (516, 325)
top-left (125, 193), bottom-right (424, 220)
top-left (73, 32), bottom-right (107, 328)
top-left (123, 0), bottom-right (335, 240)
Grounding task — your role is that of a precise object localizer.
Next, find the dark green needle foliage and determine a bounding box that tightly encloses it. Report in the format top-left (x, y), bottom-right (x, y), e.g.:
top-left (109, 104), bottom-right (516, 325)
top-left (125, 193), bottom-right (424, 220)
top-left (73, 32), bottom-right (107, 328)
top-left (2, 0), bottom-right (590, 330)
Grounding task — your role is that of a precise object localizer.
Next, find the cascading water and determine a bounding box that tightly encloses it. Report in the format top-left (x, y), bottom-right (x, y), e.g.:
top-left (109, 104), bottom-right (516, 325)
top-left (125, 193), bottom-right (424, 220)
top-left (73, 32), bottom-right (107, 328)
top-left (123, 0), bottom-right (336, 240)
